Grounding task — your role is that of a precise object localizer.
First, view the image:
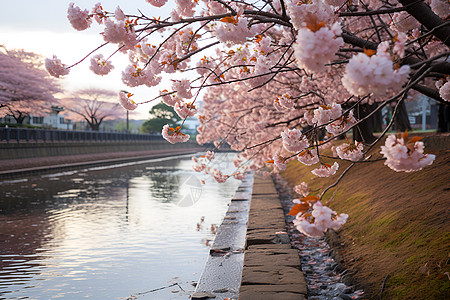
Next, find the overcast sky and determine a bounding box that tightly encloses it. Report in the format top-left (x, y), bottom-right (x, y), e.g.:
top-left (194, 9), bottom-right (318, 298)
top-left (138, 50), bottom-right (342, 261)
top-left (1, 0), bottom-right (174, 119)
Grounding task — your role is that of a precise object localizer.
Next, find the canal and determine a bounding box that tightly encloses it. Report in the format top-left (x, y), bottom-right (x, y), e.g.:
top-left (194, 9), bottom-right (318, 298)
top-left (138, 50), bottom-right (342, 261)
top-left (0, 153), bottom-right (241, 299)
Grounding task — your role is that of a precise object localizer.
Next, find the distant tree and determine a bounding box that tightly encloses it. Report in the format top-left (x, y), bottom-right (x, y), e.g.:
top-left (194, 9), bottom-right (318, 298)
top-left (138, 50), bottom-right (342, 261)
top-left (59, 88), bottom-right (123, 131)
top-left (0, 46), bottom-right (61, 123)
top-left (140, 102), bottom-right (182, 134)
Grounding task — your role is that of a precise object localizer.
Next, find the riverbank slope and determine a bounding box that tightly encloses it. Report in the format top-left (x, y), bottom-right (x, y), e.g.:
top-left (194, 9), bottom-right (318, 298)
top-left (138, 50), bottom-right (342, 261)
top-left (280, 134), bottom-right (450, 299)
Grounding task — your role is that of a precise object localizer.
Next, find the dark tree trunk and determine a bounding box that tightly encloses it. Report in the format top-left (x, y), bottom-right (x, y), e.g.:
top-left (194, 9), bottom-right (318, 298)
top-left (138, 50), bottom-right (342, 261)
top-left (437, 103), bottom-right (450, 133)
top-left (353, 103), bottom-right (377, 144)
top-left (14, 114), bottom-right (26, 124)
top-left (394, 100), bottom-right (411, 132)
top-left (373, 105), bottom-right (383, 132)
top-left (90, 124), bottom-right (100, 131)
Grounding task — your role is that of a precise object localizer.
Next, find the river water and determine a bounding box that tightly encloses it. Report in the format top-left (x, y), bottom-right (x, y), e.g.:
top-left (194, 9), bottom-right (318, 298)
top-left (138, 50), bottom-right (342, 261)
top-left (0, 153), bottom-right (241, 300)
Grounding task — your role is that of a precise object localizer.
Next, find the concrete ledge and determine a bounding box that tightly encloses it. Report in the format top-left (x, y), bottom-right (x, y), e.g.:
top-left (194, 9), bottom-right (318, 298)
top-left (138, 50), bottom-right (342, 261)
top-left (0, 148), bottom-right (202, 179)
top-left (239, 175), bottom-right (307, 300)
top-left (0, 140), bottom-right (200, 160)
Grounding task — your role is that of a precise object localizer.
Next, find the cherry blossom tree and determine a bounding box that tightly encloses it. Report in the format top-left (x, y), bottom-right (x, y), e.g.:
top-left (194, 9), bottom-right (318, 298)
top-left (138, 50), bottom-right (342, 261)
top-left (58, 88), bottom-right (123, 131)
top-left (0, 47), bottom-right (61, 124)
top-left (46, 0), bottom-right (449, 236)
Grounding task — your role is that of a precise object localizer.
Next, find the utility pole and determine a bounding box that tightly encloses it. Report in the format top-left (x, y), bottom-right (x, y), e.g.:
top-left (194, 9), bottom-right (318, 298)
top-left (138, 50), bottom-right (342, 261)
top-left (126, 110), bottom-right (129, 133)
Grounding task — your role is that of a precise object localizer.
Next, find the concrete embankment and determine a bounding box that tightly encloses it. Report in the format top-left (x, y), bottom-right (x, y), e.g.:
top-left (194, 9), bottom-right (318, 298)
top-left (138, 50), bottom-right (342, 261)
top-left (192, 174), bottom-right (307, 300)
top-left (0, 147), bottom-right (203, 178)
top-left (0, 140), bottom-right (200, 160)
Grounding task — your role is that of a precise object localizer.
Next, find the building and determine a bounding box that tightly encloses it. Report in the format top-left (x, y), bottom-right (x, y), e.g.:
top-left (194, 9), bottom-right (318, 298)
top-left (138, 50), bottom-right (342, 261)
top-left (1, 106), bottom-right (74, 130)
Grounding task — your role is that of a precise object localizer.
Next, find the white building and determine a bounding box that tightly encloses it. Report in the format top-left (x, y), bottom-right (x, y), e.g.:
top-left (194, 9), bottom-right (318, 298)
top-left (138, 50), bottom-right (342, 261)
top-left (1, 106), bottom-right (74, 130)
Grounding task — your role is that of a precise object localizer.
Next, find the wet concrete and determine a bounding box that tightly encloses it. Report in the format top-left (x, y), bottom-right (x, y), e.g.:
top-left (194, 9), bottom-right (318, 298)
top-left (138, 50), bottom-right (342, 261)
top-left (192, 174), bottom-right (254, 300)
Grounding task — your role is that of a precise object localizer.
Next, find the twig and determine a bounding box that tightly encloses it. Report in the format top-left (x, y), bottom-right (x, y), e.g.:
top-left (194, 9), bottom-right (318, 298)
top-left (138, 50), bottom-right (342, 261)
top-left (134, 282), bottom-right (184, 296)
top-left (380, 274), bottom-right (389, 300)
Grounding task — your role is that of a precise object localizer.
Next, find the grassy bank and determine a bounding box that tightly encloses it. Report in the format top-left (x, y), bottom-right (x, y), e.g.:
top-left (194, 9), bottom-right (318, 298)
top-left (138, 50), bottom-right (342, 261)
top-left (280, 134), bottom-right (450, 299)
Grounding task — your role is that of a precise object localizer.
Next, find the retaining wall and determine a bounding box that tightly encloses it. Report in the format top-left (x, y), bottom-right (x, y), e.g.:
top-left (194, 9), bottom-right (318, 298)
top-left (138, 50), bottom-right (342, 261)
top-left (0, 140), bottom-right (200, 160)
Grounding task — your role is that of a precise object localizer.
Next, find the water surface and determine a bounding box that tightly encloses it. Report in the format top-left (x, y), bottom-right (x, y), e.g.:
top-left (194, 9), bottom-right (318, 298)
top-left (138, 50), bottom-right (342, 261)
top-left (0, 153), bottom-right (240, 299)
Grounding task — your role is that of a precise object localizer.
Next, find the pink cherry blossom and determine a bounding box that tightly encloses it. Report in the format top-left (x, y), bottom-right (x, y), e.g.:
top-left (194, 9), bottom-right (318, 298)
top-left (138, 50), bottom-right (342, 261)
top-left (430, 0), bottom-right (450, 19)
top-left (325, 110), bottom-right (356, 136)
top-left (312, 103), bottom-right (342, 126)
top-left (342, 44), bottom-right (411, 96)
top-left (162, 124), bottom-right (190, 144)
top-left (274, 94), bottom-right (295, 110)
top-left (293, 217), bottom-right (324, 237)
top-left (205, 151), bottom-right (215, 161)
top-left (272, 151), bottom-right (287, 171)
top-left (91, 3), bottom-right (106, 24)
top-left (67, 3), bottom-right (92, 31)
top-left (103, 18), bottom-right (138, 50)
top-left (118, 91), bottom-right (138, 110)
top-left (160, 90), bottom-right (181, 107)
top-left (297, 149), bottom-right (319, 166)
top-left (437, 81), bottom-right (450, 102)
top-left (281, 128), bottom-right (309, 153)
top-left (122, 64), bottom-right (161, 87)
top-left (174, 0), bottom-right (197, 18)
top-left (172, 79), bottom-right (193, 99)
top-left (391, 11), bottom-right (419, 33)
top-left (380, 134), bottom-right (435, 172)
top-left (114, 6), bottom-right (126, 21)
top-left (212, 169), bottom-right (228, 183)
top-left (174, 101), bottom-right (197, 119)
top-left (335, 142), bottom-right (364, 162)
top-left (213, 15), bottom-right (257, 44)
top-left (45, 55), bottom-right (70, 78)
top-left (393, 32), bottom-right (408, 59)
top-left (89, 54), bottom-right (114, 76)
top-left (285, 0), bottom-right (336, 31)
top-left (233, 172), bottom-right (246, 180)
top-left (293, 22), bottom-right (344, 73)
top-left (293, 201), bottom-right (348, 237)
top-left (311, 162), bottom-right (339, 177)
top-left (294, 182), bottom-right (310, 197)
top-left (192, 156), bottom-right (207, 172)
top-left (146, 0), bottom-right (168, 8)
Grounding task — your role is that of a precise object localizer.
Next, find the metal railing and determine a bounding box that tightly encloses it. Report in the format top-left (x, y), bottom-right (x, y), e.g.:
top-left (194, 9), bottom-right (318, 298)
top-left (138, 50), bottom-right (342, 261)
top-left (0, 127), bottom-right (164, 143)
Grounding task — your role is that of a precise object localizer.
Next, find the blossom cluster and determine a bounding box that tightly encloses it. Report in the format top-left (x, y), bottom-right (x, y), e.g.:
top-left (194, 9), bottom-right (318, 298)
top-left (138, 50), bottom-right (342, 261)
top-left (436, 80), bottom-right (450, 102)
top-left (45, 55), bottom-right (70, 78)
top-left (293, 200), bottom-right (348, 238)
top-left (118, 91), bottom-right (138, 111)
top-left (311, 162), bottom-right (339, 177)
top-left (89, 54), bottom-right (114, 76)
top-left (342, 43), bottom-right (410, 96)
top-left (274, 94), bottom-right (295, 110)
top-left (293, 22), bottom-right (344, 73)
top-left (380, 134), bottom-right (435, 172)
top-left (294, 182), bottom-right (310, 197)
top-left (335, 142), bottom-right (364, 162)
top-left (281, 128), bottom-right (309, 153)
top-left (161, 124), bottom-right (190, 144)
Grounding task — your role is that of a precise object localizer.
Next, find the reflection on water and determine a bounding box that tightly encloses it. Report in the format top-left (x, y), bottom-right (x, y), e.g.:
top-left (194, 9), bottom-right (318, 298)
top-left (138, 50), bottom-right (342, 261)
top-left (0, 153), bottom-right (241, 299)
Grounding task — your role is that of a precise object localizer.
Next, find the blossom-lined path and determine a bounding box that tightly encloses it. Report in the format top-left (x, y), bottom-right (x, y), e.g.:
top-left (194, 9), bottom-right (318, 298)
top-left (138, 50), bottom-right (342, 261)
top-left (239, 175), bottom-right (308, 299)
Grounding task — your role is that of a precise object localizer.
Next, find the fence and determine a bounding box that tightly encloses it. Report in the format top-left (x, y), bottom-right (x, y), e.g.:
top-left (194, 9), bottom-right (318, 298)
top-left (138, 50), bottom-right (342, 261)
top-left (0, 127), bottom-right (163, 143)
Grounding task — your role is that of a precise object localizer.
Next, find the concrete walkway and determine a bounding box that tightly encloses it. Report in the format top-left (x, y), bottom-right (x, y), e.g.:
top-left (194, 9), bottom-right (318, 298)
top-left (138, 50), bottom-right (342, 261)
top-left (239, 175), bottom-right (307, 300)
